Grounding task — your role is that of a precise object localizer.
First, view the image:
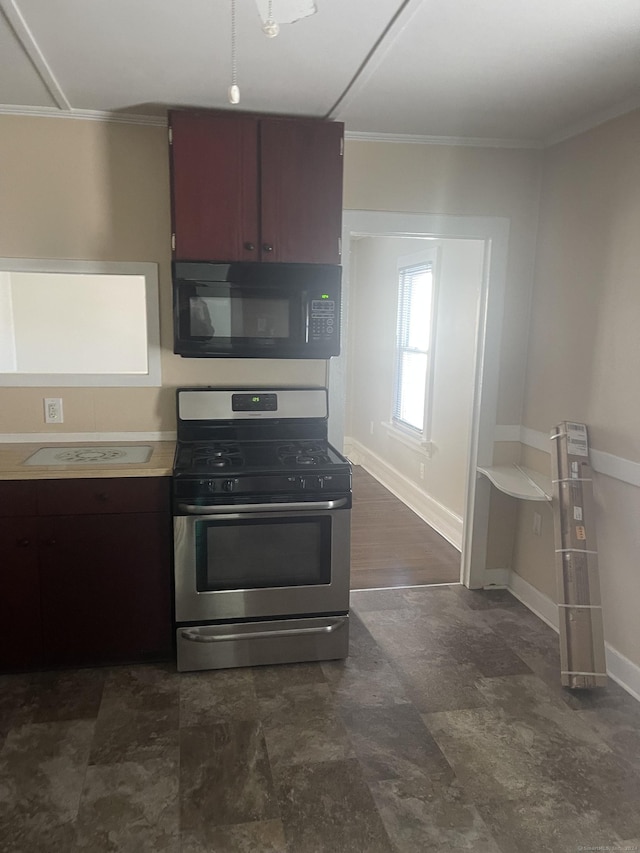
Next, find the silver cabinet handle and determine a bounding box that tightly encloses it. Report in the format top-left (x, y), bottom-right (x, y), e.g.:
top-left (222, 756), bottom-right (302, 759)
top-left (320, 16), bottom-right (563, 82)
top-left (180, 618), bottom-right (347, 644)
top-left (178, 498), bottom-right (348, 514)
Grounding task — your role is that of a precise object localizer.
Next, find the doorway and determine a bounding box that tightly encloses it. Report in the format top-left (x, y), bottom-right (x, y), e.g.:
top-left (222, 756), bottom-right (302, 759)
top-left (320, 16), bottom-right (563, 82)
top-left (328, 210), bottom-right (511, 590)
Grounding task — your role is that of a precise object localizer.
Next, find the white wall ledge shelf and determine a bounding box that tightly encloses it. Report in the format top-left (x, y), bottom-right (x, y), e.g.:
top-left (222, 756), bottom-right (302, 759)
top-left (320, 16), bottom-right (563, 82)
top-left (478, 464), bottom-right (552, 501)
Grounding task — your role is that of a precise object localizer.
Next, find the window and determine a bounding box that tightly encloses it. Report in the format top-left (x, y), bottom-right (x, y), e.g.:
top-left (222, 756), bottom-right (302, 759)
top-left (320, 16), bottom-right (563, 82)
top-left (393, 254), bottom-right (437, 437)
top-left (0, 259), bottom-right (161, 387)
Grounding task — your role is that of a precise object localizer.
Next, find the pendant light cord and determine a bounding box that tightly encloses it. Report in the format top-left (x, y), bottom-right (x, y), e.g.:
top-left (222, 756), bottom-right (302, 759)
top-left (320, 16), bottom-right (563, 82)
top-left (228, 0), bottom-right (240, 103)
top-left (231, 0), bottom-right (237, 90)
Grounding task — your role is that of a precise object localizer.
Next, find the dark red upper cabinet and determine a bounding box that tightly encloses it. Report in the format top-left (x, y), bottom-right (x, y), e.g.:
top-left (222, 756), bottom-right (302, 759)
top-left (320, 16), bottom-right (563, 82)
top-left (169, 109), bottom-right (344, 265)
top-left (259, 118), bottom-right (344, 264)
top-left (169, 111), bottom-right (259, 262)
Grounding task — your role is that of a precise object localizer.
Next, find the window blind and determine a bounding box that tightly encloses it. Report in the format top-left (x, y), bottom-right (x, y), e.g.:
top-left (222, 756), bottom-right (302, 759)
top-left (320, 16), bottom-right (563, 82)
top-left (393, 262), bottom-right (433, 433)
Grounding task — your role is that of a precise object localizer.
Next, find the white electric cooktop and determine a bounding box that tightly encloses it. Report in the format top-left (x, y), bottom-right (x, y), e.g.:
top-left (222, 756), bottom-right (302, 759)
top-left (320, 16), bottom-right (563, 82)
top-left (23, 445), bottom-right (152, 466)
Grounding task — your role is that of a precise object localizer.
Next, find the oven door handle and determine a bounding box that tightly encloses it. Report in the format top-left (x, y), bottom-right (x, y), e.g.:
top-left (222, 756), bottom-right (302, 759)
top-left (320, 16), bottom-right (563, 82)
top-left (177, 498), bottom-right (349, 514)
top-left (180, 617), bottom-right (347, 644)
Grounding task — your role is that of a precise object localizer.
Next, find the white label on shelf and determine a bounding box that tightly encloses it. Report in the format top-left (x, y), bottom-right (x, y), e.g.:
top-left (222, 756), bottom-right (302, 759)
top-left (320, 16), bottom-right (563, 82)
top-left (566, 422), bottom-right (589, 457)
top-left (573, 506), bottom-right (583, 521)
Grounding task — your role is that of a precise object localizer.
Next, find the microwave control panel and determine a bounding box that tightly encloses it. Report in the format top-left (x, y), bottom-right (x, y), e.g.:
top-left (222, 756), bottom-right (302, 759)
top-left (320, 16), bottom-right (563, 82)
top-left (309, 298), bottom-right (337, 341)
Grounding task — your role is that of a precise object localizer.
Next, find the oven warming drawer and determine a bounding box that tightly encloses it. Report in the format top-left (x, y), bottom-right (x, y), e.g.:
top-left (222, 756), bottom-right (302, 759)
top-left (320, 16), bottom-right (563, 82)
top-left (176, 615), bottom-right (349, 672)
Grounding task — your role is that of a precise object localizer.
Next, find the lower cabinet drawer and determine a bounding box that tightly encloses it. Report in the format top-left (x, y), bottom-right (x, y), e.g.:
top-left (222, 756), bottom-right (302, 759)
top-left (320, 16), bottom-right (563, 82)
top-left (0, 481), bottom-right (38, 516)
top-left (37, 477), bottom-right (170, 515)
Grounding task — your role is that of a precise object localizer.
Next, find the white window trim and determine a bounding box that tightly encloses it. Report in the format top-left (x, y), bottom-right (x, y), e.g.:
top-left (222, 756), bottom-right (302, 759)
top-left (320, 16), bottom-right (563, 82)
top-left (382, 419), bottom-right (434, 457)
top-left (0, 258), bottom-right (161, 387)
top-left (392, 245), bottom-right (441, 444)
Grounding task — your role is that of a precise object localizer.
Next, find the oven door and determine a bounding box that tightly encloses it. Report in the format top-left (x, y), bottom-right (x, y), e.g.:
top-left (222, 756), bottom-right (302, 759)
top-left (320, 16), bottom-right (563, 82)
top-left (173, 498), bottom-right (350, 623)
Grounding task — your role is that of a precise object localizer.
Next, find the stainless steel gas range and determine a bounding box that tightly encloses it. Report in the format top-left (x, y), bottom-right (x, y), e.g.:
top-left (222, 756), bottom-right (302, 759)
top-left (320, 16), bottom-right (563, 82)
top-left (172, 386), bottom-right (352, 672)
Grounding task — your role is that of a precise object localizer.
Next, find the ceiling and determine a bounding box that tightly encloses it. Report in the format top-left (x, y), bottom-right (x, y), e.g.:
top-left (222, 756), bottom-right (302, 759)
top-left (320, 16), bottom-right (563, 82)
top-left (1, 0), bottom-right (639, 146)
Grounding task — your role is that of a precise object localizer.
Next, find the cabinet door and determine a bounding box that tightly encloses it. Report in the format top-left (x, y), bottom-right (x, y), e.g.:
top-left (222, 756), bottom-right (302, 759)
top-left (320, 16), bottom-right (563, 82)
top-left (0, 517), bottom-right (43, 670)
top-left (39, 513), bottom-right (172, 667)
top-left (170, 110), bottom-right (259, 262)
top-left (260, 118), bottom-right (344, 264)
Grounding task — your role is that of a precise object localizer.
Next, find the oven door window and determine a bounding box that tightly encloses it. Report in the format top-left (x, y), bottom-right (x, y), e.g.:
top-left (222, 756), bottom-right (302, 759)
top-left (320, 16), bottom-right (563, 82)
top-left (195, 516), bottom-right (332, 591)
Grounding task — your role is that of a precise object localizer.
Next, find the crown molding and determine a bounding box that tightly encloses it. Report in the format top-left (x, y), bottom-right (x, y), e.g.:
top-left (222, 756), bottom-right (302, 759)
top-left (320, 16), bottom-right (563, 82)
top-left (2, 103), bottom-right (637, 148)
top-left (344, 130), bottom-right (543, 150)
top-left (0, 107), bottom-right (538, 145)
top-left (544, 96), bottom-right (640, 147)
top-left (0, 104), bottom-right (167, 126)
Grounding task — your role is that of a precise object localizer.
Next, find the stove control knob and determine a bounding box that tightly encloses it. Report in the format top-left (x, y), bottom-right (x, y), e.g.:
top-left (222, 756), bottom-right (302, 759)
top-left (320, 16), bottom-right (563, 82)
top-left (207, 480), bottom-right (216, 493)
top-left (222, 479), bottom-right (235, 493)
top-left (300, 475), bottom-right (323, 490)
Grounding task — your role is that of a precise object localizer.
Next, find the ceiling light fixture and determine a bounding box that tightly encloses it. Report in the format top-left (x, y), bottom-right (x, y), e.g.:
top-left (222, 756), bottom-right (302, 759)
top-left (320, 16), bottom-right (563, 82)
top-left (256, 0), bottom-right (317, 26)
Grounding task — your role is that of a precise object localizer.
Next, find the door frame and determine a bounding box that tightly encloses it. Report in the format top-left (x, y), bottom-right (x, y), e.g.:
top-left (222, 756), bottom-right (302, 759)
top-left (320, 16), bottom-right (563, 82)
top-left (328, 209), bottom-right (510, 588)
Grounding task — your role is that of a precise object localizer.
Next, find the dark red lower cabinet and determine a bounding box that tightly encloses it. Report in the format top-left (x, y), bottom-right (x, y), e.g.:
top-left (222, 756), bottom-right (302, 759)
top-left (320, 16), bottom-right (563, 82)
top-left (0, 478), bottom-right (173, 672)
top-left (39, 513), bottom-right (172, 667)
top-left (0, 517), bottom-right (43, 670)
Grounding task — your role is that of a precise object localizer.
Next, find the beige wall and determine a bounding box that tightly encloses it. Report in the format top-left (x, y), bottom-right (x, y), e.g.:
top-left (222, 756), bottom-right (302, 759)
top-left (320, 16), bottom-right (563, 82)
top-left (522, 110), bottom-right (640, 460)
top-left (343, 140), bottom-right (542, 426)
top-left (342, 140), bottom-right (542, 563)
top-left (0, 114), bottom-right (325, 436)
top-left (513, 109), bottom-right (640, 666)
top-left (2, 107), bottom-right (637, 673)
top-left (343, 123), bottom-right (640, 672)
top-left (0, 119), bottom-right (540, 437)
top-left (347, 235), bottom-right (483, 517)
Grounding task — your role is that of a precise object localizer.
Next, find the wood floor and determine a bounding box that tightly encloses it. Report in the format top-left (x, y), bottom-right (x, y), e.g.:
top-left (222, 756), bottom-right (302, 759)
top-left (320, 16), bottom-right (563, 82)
top-left (350, 465), bottom-right (461, 589)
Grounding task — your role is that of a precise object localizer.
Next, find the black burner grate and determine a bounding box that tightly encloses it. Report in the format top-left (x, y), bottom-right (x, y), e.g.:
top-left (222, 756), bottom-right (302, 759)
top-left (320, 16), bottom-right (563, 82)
top-left (277, 441), bottom-right (331, 467)
top-left (190, 442), bottom-right (244, 470)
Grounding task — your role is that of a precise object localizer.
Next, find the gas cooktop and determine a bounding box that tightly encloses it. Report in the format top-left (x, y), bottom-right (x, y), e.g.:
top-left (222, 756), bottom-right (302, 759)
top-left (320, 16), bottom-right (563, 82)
top-left (172, 387), bottom-right (352, 500)
top-left (173, 439), bottom-right (347, 476)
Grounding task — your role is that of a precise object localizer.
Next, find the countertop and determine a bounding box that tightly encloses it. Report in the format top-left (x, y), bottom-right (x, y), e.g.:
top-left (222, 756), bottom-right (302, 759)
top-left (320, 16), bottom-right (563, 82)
top-left (0, 441), bottom-right (175, 480)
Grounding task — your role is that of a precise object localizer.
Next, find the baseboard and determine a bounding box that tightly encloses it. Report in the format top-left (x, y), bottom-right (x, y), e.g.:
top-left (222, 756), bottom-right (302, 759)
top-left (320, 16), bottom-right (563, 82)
top-left (506, 570), bottom-right (640, 703)
top-left (483, 568), bottom-right (510, 588)
top-left (344, 437), bottom-right (463, 550)
top-left (507, 570), bottom-right (559, 631)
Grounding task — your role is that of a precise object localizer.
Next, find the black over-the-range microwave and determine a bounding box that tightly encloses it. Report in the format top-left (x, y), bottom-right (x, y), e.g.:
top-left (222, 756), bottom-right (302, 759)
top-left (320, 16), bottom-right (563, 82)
top-left (173, 262), bottom-right (342, 359)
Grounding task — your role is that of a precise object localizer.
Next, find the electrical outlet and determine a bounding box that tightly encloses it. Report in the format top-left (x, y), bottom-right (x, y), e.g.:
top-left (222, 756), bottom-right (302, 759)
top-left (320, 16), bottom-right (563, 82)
top-left (44, 398), bottom-right (63, 424)
top-left (419, 462), bottom-right (425, 479)
top-left (533, 511), bottom-right (542, 537)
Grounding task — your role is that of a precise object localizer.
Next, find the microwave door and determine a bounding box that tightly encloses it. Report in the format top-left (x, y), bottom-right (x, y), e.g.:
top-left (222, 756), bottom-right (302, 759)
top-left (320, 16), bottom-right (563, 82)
top-left (173, 262), bottom-right (341, 358)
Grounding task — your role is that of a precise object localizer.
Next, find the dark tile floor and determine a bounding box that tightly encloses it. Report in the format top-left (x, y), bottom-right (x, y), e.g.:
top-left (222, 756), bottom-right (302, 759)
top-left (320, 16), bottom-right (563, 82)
top-left (1, 585), bottom-right (640, 852)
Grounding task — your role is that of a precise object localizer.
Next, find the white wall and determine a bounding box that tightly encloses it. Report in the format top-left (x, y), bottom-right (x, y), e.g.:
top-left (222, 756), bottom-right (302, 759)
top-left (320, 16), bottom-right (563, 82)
top-left (345, 235), bottom-right (484, 542)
